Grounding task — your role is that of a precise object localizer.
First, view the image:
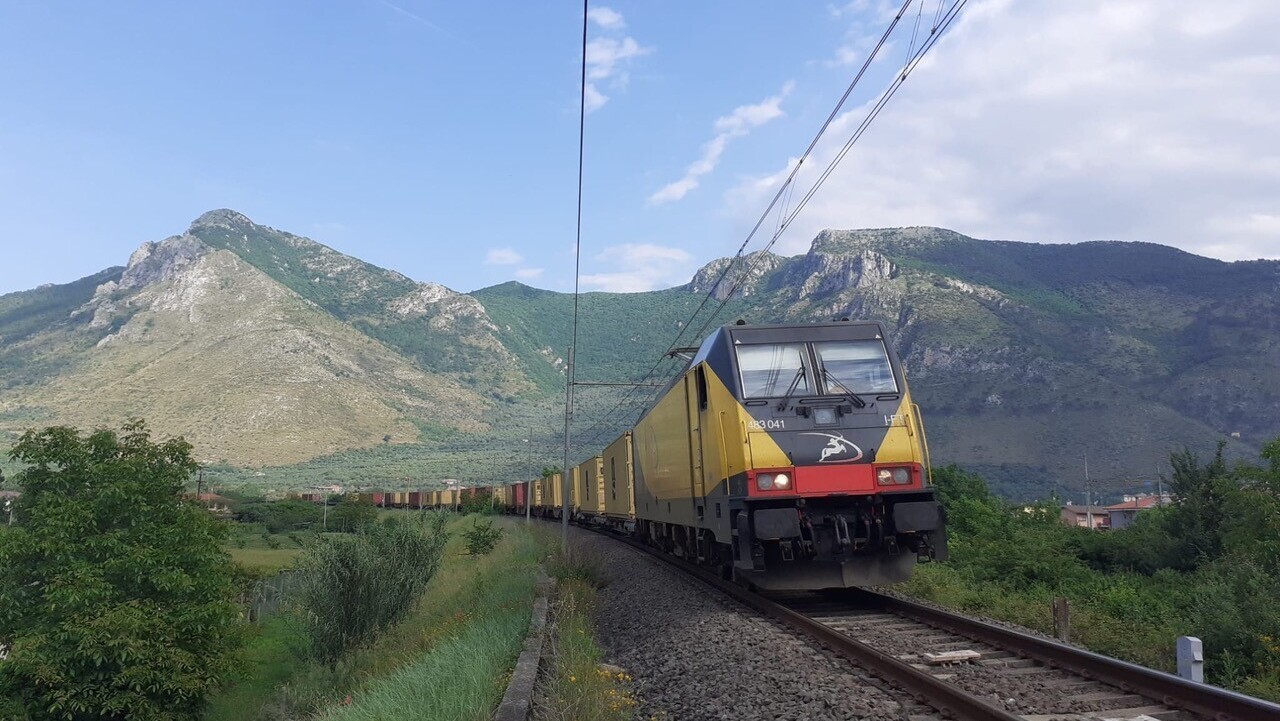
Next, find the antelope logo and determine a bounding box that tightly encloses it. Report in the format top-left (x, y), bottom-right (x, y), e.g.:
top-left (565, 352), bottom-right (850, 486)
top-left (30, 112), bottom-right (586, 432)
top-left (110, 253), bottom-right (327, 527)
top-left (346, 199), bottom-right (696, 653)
top-left (801, 432), bottom-right (863, 463)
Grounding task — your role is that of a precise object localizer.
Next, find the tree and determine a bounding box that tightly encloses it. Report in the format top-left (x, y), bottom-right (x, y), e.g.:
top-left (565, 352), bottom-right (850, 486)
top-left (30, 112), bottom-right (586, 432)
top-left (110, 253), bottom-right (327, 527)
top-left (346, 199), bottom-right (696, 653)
top-left (0, 421), bottom-right (242, 721)
top-left (328, 496), bottom-right (378, 532)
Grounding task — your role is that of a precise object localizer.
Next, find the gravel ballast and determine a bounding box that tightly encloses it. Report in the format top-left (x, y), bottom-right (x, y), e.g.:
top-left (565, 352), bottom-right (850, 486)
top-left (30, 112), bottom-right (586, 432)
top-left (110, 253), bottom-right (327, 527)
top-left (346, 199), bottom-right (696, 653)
top-left (570, 527), bottom-right (941, 721)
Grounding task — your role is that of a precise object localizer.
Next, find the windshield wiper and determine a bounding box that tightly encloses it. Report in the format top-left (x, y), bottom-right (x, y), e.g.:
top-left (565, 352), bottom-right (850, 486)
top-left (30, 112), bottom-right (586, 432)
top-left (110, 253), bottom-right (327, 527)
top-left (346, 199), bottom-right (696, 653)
top-left (775, 367), bottom-right (806, 411)
top-left (822, 366), bottom-right (867, 408)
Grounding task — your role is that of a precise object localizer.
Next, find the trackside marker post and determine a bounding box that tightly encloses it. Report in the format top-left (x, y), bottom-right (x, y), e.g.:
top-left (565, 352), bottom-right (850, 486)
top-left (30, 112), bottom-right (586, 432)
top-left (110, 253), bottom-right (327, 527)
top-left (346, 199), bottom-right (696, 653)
top-left (1177, 636), bottom-right (1204, 682)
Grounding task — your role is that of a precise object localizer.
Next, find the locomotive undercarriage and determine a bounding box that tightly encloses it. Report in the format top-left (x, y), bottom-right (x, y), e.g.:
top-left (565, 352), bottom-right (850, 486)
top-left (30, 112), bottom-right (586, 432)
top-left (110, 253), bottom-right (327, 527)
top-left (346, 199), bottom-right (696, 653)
top-left (733, 493), bottom-right (946, 590)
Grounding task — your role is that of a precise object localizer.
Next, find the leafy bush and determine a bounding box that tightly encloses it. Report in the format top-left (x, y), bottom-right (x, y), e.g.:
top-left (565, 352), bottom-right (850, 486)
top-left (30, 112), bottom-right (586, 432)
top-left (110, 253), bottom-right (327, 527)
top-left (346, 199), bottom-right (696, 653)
top-left (912, 444), bottom-right (1280, 701)
top-left (296, 512), bottom-right (450, 662)
top-left (234, 499), bottom-right (322, 533)
top-left (463, 518), bottom-right (504, 555)
top-left (0, 421), bottom-right (242, 720)
top-left (328, 497), bottom-right (378, 533)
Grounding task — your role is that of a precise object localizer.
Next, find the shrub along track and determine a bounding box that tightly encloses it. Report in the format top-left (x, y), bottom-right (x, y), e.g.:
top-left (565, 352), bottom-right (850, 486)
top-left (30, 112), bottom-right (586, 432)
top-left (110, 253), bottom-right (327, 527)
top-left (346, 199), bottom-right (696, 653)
top-left (563, 520), bottom-right (1280, 721)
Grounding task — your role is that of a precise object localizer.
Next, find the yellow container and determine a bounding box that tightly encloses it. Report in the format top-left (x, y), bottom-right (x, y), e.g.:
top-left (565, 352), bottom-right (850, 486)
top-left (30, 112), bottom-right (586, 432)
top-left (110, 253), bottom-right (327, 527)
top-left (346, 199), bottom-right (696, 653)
top-left (577, 456), bottom-right (605, 515)
top-left (603, 432), bottom-right (635, 518)
top-left (440, 489), bottom-right (456, 507)
top-left (547, 472), bottom-right (565, 514)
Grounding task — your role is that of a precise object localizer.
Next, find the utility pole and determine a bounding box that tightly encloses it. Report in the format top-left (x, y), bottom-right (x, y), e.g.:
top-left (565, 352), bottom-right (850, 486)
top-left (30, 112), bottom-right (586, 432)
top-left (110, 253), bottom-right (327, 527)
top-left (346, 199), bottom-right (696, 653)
top-left (196, 469), bottom-right (204, 499)
top-left (560, 346), bottom-right (574, 540)
top-left (523, 435), bottom-right (532, 523)
top-left (1084, 453), bottom-right (1093, 529)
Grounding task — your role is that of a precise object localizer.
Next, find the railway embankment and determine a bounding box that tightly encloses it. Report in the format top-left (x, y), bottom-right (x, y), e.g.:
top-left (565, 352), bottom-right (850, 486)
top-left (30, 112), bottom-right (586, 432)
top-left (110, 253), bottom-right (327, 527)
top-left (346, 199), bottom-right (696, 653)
top-left (556, 525), bottom-right (942, 721)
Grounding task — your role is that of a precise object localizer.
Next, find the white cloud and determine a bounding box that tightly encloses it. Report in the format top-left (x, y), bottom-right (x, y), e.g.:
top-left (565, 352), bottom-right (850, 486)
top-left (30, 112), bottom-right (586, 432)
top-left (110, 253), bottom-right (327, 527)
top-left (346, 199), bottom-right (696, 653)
top-left (587, 6), bottom-right (625, 30)
top-left (581, 14), bottom-right (651, 113)
top-left (581, 243), bottom-right (695, 292)
top-left (585, 37), bottom-right (648, 80)
top-left (649, 82), bottom-right (794, 205)
top-left (485, 247), bottom-right (522, 265)
top-left (514, 267), bottom-right (544, 280)
top-left (726, 0), bottom-right (1280, 261)
top-left (584, 83), bottom-right (608, 112)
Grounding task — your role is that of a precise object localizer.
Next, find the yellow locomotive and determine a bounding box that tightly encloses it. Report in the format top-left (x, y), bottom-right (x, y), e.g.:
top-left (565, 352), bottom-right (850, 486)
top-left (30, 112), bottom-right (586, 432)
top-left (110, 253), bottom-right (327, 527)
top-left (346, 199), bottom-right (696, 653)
top-left (630, 320), bottom-right (944, 589)
top-left (508, 320), bottom-right (945, 589)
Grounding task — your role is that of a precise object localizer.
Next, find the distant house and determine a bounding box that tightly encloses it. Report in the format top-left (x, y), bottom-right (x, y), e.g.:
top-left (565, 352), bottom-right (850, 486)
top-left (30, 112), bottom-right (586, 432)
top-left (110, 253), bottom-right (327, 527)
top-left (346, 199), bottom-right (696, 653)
top-left (1105, 495), bottom-right (1164, 530)
top-left (1060, 503), bottom-right (1111, 529)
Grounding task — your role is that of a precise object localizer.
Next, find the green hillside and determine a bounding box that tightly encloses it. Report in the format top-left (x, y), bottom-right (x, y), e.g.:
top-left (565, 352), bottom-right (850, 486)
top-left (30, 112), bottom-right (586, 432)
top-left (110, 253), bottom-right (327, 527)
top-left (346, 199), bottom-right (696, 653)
top-left (1, 214), bottom-right (1275, 500)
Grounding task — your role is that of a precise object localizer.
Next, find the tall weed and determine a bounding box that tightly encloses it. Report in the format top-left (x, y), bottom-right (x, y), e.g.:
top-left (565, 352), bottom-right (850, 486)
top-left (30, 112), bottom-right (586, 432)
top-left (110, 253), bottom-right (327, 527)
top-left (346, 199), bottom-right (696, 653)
top-left (296, 512), bottom-right (449, 662)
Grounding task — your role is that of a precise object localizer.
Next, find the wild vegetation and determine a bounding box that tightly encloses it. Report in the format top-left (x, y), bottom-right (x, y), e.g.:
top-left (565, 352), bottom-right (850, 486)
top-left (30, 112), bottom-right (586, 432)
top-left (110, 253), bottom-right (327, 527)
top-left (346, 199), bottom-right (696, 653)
top-left (296, 514), bottom-right (450, 662)
top-left (210, 516), bottom-right (542, 721)
top-left (905, 440), bottom-right (1280, 701)
top-left (0, 422), bottom-right (241, 721)
top-left (537, 539), bottom-right (634, 721)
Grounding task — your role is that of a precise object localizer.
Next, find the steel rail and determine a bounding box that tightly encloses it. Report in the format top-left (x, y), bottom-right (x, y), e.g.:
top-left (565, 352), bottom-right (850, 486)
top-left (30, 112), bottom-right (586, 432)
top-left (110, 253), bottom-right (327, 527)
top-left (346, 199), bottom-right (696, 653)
top-left (852, 589), bottom-right (1280, 721)
top-left (601, 533), bottom-right (1022, 721)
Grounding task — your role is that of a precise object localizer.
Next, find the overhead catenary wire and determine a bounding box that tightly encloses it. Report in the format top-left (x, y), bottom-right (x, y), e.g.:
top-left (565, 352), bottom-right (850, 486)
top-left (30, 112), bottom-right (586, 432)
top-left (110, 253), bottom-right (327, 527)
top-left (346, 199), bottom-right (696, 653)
top-left (572, 0), bottom-right (923, 449)
top-left (684, 0), bottom-right (969, 340)
top-left (560, 0), bottom-right (590, 537)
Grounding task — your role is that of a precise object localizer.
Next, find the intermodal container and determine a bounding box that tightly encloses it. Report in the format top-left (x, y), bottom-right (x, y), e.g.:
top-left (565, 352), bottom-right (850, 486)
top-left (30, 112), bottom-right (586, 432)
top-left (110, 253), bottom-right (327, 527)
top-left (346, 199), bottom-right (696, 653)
top-left (578, 456), bottom-right (606, 515)
top-left (603, 431), bottom-right (636, 519)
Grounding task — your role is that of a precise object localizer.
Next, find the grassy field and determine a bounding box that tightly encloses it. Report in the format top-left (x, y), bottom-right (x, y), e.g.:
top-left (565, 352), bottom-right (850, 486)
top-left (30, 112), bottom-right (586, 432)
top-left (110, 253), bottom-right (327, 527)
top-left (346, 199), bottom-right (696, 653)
top-left (227, 546), bottom-right (302, 573)
top-left (207, 515), bottom-right (543, 721)
top-left (224, 523), bottom-right (308, 573)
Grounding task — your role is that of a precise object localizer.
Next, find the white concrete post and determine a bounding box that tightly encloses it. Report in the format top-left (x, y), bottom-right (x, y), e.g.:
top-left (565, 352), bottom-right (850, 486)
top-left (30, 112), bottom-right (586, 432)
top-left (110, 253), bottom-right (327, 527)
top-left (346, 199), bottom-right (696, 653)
top-left (1177, 636), bottom-right (1204, 682)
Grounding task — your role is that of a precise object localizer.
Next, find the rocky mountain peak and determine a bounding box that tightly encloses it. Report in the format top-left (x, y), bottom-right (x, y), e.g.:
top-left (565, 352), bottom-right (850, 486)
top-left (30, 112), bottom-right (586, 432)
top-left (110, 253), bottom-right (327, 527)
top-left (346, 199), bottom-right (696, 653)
top-left (120, 234), bottom-right (210, 292)
top-left (188, 208), bottom-right (256, 233)
top-left (811, 226), bottom-right (968, 255)
top-left (689, 250), bottom-right (784, 300)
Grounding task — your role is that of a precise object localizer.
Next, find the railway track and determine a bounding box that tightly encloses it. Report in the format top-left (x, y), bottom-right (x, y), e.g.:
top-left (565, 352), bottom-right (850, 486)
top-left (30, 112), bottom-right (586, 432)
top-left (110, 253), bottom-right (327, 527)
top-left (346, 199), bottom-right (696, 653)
top-left (584, 525), bottom-right (1280, 721)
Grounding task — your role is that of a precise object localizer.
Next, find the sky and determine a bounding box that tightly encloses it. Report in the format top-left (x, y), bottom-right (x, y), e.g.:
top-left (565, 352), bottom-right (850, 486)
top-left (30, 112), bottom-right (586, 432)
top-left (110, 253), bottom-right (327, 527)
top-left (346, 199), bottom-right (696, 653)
top-left (1, 0), bottom-right (1277, 297)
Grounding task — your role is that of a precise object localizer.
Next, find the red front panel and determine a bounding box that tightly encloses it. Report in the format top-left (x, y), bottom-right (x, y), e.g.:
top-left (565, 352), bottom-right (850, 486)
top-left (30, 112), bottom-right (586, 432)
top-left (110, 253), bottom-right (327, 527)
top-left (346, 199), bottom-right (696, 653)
top-left (794, 464), bottom-right (877, 495)
top-left (372, 492), bottom-right (385, 506)
top-left (748, 463), bottom-right (924, 497)
top-left (513, 482), bottom-right (526, 507)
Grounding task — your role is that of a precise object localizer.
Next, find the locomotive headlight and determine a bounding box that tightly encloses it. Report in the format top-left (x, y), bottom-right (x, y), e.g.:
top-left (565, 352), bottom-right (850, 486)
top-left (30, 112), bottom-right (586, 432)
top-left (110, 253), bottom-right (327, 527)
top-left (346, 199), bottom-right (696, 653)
top-left (772, 473), bottom-right (791, 489)
top-left (756, 473), bottom-right (774, 490)
top-left (877, 467), bottom-right (913, 485)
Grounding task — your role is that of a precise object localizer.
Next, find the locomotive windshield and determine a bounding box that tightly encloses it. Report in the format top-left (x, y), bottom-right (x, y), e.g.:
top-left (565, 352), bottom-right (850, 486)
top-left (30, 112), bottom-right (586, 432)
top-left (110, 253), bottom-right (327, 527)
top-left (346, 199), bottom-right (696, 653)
top-left (735, 338), bottom-right (898, 398)
top-left (813, 340), bottom-right (897, 394)
top-left (737, 343), bottom-right (810, 398)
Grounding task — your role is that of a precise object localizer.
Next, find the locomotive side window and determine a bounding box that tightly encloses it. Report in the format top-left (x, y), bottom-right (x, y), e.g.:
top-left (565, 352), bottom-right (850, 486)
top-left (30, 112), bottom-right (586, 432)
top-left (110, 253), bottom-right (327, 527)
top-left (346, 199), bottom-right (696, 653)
top-left (737, 343), bottom-right (811, 398)
top-left (813, 340), bottom-right (898, 394)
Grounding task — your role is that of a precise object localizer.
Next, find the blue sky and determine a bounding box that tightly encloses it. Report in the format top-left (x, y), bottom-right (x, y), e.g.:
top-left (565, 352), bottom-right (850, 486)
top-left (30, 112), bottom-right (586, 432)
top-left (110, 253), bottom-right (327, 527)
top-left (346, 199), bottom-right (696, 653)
top-left (2, 1), bottom-right (1277, 296)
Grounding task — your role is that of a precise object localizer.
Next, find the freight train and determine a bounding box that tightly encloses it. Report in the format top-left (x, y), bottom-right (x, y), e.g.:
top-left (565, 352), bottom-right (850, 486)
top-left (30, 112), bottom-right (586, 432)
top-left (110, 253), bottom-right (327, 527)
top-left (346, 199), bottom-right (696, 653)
top-left (487, 321), bottom-right (947, 590)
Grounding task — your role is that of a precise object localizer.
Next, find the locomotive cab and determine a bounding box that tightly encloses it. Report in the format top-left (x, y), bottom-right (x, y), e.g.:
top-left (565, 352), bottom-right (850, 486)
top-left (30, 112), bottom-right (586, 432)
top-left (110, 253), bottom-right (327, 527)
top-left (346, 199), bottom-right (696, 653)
top-left (631, 320), bottom-right (946, 590)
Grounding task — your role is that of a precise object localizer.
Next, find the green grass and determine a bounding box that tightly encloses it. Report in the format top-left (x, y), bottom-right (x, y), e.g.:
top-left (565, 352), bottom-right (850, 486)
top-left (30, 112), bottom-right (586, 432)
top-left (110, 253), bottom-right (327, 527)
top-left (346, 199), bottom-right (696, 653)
top-left (227, 546), bottom-right (303, 573)
top-left (537, 579), bottom-right (635, 721)
top-left (535, 536), bottom-right (634, 721)
top-left (204, 615), bottom-right (309, 721)
top-left (206, 516), bottom-right (543, 721)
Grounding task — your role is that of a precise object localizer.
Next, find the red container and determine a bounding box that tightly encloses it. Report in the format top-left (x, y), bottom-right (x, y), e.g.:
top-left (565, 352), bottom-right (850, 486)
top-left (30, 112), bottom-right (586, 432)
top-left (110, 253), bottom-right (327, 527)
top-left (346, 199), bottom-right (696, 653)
top-left (512, 482), bottom-right (527, 510)
top-left (408, 491), bottom-right (422, 508)
top-left (372, 492), bottom-right (385, 507)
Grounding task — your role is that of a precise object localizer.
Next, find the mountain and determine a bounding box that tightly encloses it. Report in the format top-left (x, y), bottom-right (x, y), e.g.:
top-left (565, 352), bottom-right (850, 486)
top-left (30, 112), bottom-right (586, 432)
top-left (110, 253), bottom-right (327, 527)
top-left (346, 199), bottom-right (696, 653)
top-left (0, 211), bottom-right (497, 466)
top-left (2, 214), bottom-right (1276, 499)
